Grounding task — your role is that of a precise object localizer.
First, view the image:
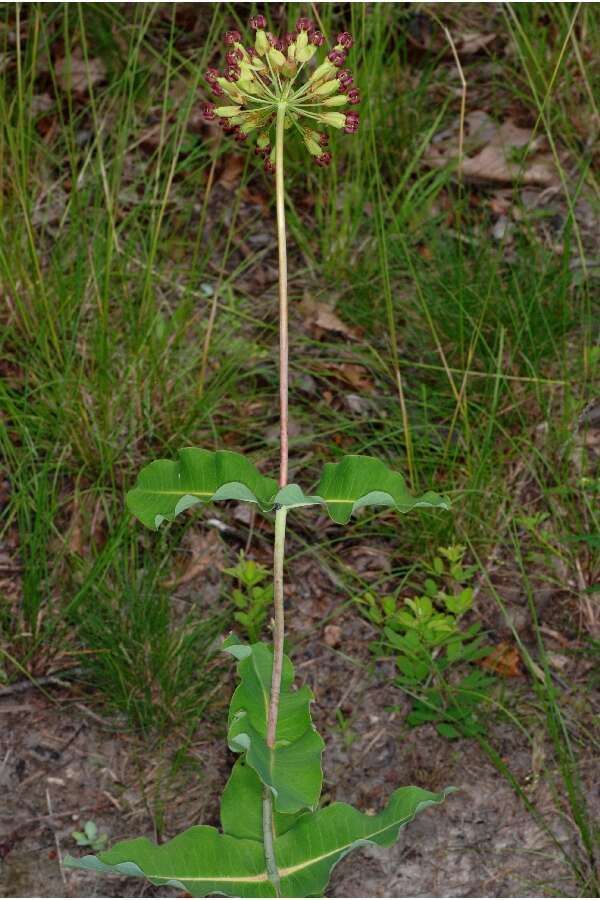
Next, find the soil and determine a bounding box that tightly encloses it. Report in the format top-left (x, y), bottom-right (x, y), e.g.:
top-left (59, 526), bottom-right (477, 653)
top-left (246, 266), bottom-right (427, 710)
top-left (1, 599), bottom-right (597, 899)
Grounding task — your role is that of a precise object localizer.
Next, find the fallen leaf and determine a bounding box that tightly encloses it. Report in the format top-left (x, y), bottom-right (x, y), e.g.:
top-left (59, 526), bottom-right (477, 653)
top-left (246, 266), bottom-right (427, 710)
top-left (426, 112), bottom-right (560, 188)
top-left (325, 362), bottom-right (375, 393)
top-left (299, 299), bottom-right (362, 341)
top-left (324, 624), bottom-right (342, 648)
top-left (56, 50), bottom-right (106, 96)
top-left (456, 32), bottom-right (496, 55)
top-left (479, 641), bottom-right (522, 677)
top-left (217, 154), bottom-right (245, 190)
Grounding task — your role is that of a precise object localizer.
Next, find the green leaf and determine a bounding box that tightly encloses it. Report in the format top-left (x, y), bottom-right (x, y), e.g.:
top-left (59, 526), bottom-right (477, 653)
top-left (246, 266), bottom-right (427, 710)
top-left (223, 639), bottom-right (324, 814)
top-left (64, 785), bottom-right (454, 897)
top-left (310, 455), bottom-right (451, 524)
top-left (220, 760), bottom-right (301, 842)
top-left (126, 449), bottom-right (279, 529)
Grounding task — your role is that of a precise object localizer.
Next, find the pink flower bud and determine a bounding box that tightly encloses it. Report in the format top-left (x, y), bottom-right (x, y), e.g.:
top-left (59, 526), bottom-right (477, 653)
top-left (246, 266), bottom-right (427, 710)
top-left (234, 131), bottom-right (248, 143)
top-left (202, 102), bottom-right (216, 121)
top-left (315, 151), bottom-right (332, 167)
top-left (284, 32), bottom-right (296, 46)
top-left (225, 66), bottom-right (241, 82)
top-left (211, 83), bottom-right (225, 97)
top-left (347, 88), bottom-right (360, 104)
top-left (336, 31), bottom-right (354, 49)
top-left (344, 111), bottom-right (359, 133)
top-left (318, 132), bottom-right (329, 147)
top-left (264, 158), bottom-right (276, 174)
top-left (337, 68), bottom-right (353, 89)
top-left (225, 48), bottom-right (243, 66)
top-left (311, 30), bottom-right (324, 46)
top-left (218, 118), bottom-right (235, 133)
top-left (328, 49), bottom-right (346, 67)
top-left (224, 30), bottom-right (241, 46)
top-left (246, 46), bottom-right (258, 58)
top-left (249, 14), bottom-right (267, 30)
top-left (205, 68), bottom-right (220, 84)
top-left (296, 17), bottom-right (313, 32)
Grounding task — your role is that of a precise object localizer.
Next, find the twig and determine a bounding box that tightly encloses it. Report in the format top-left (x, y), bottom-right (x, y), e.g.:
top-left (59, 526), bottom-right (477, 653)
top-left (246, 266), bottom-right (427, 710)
top-left (46, 788), bottom-right (67, 888)
top-left (0, 673), bottom-right (75, 698)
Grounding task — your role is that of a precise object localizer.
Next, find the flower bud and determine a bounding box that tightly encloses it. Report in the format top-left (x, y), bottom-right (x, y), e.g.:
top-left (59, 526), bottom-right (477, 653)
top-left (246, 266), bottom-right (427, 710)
top-left (336, 31), bottom-right (354, 49)
top-left (234, 131), bottom-right (248, 142)
top-left (202, 102), bottom-right (216, 121)
top-left (249, 14), bottom-right (267, 30)
top-left (337, 69), bottom-right (353, 90)
top-left (347, 88), bottom-right (360, 105)
top-left (225, 66), bottom-right (241, 82)
top-left (267, 46), bottom-right (286, 67)
top-left (304, 135), bottom-right (322, 156)
top-left (328, 49), bottom-right (346, 67)
top-left (317, 111), bottom-right (346, 128)
top-left (211, 83), bottom-right (225, 97)
top-left (225, 48), bottom-right (243, 66)
top-left (323, 94), bottom-right (348, 107)
top-left (257, 131), bottom-right (271, 149)
top-left (318, 132), bottom-right (329, 147)
top-left (314, 78), bottom-right (340, 97)
top-left (214, 105), bottom-right (242, 117)
top-left (315, 151), bottom-right (332, 167)
top-left (205, 68), bottom-right (220, 84)
top-left (264, 158), bottom-right (276, 174)
top-left (344, 111), bottom-right (360, 133)
top-left (296, 29), bottom-right (309, 51)
top-left (311, 30), bottom-right (324, 46)
top-left (255, 29), bottom-right (269, 55)
top-left (295, 43), bottom-right (316, 63)
top-left (309, 60), bottom-right (336, 82)
top-left (224, 30), bottom-right (241, 46)
top-left (296, 17), bottom-right (313, 32)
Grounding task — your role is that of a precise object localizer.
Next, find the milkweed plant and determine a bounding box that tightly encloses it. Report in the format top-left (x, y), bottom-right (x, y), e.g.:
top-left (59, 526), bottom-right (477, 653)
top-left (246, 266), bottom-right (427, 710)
top-left (66, 14), bottom-right (454, 898)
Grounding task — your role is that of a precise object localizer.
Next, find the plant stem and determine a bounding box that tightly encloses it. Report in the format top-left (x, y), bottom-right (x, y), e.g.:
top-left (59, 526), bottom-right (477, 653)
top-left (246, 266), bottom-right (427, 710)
top-left (275, 101), bottom-right (289, 488)
top-left (267, 505), bottom-right (288, 745)
top-left (262, 99), bottom-right (289, 897)
top-left (262, 784), bottom-right (281, 895)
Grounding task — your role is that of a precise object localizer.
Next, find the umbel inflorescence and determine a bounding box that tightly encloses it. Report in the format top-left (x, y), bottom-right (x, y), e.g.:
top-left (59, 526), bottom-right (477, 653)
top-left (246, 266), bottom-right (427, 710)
top-left (203, 14), bottom-right (360, 172)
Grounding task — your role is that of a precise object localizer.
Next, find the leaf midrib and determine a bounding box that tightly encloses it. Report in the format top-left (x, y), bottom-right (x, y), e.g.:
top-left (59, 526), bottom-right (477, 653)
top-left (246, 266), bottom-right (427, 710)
top-left (133, 816), bottom-right (405, 885)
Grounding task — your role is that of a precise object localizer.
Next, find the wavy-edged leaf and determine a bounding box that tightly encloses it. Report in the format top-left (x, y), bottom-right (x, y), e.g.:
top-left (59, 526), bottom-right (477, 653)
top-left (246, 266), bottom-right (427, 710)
top-left (64, 828), bottom-right (272, 898)
top-left (276, 785), bottom-right (455, 896)
top-left (64, 784), bottom-right (454, 898)
top-left (221, 760), bottom-right (301, 842)
top-left (126, 449), bottom-right (279, 529)
top-left (223, 638), bottom-right (324, 814)
top-left (308, 454), bottom-right (451, 524)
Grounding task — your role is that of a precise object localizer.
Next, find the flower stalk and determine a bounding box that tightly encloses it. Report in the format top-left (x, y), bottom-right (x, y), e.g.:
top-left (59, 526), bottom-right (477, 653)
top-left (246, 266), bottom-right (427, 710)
top-left (262, 99), bottom-right (290, 897)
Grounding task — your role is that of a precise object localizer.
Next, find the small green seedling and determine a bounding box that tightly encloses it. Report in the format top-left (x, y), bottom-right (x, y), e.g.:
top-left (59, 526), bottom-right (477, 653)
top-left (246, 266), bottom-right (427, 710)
top-left (66, 14), bottom-right (454, 897)
top-left (223, 552), bottom-right (274, 643)
top-left (358, 545), bottom-right (494, 739)
top-left (335, 707), bottom-right (358, 750)
top-left (71, 820), bottom-right (109, 853)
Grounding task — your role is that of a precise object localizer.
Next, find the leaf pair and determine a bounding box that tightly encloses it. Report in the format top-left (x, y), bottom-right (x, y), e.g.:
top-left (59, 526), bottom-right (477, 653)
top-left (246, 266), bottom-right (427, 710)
top-left (224, 638), bottom-right (324, 814)
top-left (66, 640), bottom-right (454, 897)
top-left (67, 764), bottom-right (451, 897)
top-left (126, 448), bottom-right (451, 529)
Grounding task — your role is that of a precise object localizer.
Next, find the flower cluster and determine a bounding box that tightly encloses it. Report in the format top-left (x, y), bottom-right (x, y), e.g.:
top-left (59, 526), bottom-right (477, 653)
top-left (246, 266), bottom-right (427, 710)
top-left (202, 15), bottom-right (360, 172)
